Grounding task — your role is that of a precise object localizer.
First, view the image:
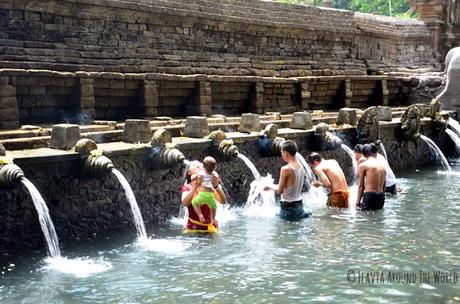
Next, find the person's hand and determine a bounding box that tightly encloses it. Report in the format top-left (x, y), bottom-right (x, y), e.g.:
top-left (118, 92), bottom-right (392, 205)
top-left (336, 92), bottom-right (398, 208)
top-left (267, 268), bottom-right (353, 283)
top-left (312, 181), bottom-right (321, 188)
top-left (211, 175), bottom-right (221, 189)
top-left (263, 186), bottom-right (273, 191)
top-left (198, 214), bottom-right (205, 223)
top-left (196, 175), bottom-right (203, 186)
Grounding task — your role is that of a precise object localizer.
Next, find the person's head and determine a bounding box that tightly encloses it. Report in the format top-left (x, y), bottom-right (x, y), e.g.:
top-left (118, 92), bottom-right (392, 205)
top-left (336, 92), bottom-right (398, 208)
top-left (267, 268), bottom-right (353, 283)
top-left (362, 143), bottom-right (378, 158)
top-left (203, 156), bottom-right (217, 173)
top-left (281, 140), bottom-right (298, 160)
top-left (354, 144), bottom-right (364, 160)
top-left (307, 152), bottom-right (322, 168)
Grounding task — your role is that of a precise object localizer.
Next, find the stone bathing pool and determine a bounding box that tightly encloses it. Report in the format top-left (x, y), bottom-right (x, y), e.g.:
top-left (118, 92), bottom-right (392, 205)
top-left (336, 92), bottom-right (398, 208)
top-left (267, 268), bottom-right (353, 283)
top-left (1, 166), bottom-right (459, 303)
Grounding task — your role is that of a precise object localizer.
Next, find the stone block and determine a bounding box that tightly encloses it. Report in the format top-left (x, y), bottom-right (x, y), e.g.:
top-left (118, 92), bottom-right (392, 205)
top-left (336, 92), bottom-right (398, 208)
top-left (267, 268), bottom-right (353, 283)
top-left (184, 116), bottom-right (209, 138)
top-left (336, 108), bottom-right (357, 126)
top-left (239, 113), bottom-right (261, 133)
top-left (122, 119), bottom-right (152, 143)
top-left (377, 106), bottom-right (392, 121)
top-left (290, 112), bottom-right (313, 130)
top-left (50, 124), bottom-right (80, 150)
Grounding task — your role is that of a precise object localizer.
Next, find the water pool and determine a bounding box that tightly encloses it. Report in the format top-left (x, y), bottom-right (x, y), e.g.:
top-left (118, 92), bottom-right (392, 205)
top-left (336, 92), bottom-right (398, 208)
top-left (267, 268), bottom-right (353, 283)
top-left (1, 168), bottom-right (460, 303)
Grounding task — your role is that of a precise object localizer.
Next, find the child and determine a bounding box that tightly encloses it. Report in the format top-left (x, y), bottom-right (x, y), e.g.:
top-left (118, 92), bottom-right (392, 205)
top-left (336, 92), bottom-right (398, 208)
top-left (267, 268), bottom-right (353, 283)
top-left (192, 156), bottom-right (219, 224)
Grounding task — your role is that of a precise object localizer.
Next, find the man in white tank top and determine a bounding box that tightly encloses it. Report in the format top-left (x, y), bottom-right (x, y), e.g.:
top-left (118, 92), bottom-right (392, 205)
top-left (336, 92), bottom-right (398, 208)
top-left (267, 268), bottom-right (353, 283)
top-left (265, 140), bottom-right (311, 221)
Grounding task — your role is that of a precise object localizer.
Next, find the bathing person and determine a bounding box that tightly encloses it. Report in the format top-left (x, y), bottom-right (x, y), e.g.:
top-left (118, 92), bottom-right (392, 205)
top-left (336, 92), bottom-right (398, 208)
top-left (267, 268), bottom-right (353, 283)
top-left (264, 140), bottom-right (311, 221)
top-left (356, 144), bottom-right (386, 210)
top-left (354, 144), bottom-right (397, 194)
top-left (181, 160), bottom-right (226, 232)
top-left (191, 156), bottom-right (220, 225)
top-left (307, 152), bottom-right (350, 208)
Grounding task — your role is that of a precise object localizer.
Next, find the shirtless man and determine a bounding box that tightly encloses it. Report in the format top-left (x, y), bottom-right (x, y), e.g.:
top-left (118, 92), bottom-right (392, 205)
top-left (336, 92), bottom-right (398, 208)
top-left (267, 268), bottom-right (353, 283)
top-left (307, 152), bottom-right (350, 208)
top-left (354, 144), bottom-right (397, 194)
top-left (356, 144), bottom-right (387, 210)
top-left (265, 140), bottom-right (311, 221)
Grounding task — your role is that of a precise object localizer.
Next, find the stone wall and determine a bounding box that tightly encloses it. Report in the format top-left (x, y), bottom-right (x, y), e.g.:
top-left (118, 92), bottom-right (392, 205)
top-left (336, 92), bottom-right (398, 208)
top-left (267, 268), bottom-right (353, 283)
top-left (0, 70), bottom-right (420, 126)
top-left (0, 122), bottom-right (452, 255)
top-left (0, 0), bottom-right (438, 77)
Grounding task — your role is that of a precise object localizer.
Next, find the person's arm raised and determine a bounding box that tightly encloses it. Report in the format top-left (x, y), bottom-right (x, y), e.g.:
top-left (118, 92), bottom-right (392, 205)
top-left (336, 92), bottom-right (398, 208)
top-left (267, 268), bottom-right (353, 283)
top-left (181, 178), bottom-right (200, 207)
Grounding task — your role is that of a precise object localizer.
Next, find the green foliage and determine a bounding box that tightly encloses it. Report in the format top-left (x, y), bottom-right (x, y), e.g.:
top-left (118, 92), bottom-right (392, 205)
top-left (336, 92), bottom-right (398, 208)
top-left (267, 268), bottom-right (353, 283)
top-left (275, 0), bottom-right (415, 18)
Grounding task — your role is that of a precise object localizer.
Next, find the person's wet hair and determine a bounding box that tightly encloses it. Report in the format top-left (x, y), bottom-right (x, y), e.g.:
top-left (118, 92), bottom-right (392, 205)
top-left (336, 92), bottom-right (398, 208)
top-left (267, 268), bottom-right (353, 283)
top-left (307, 152), bottom-right (322, 165)
top-left (203, 156), bottom-right (217, 172)
top-left (354, 144), bottom-right (364, 153)
top-left (281, 140), bottom-right (298, 156)
top-left (362, 143), bottom-right (378, 157)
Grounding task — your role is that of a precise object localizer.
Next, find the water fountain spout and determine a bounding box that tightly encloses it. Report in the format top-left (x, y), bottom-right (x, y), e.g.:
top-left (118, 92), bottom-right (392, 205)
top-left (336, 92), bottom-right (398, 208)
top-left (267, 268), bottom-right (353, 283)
top-left (400, 105), bottom-right (421, 141)
top-left (259, 124), bottom-right (285, 156)
top-left (151, 129), bottom-right (186, 166)
top-left (0, 143), bottom-right (25, 188)
top-left (314, 123), bottom-right (342, 150)
top-left (357, 106), bottom-right (380, 145)
top-left (74, 139), bottom-right (114, 177)
top-left (207, 130), bottom-right (239, 157)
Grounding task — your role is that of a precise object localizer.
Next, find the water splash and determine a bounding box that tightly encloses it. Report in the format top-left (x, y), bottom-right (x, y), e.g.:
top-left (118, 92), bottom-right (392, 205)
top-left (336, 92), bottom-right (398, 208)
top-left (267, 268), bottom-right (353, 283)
top-left (111, 168), bottom-right (147, 239)
top-left (137, 238), bottom-right (191, 254)
top-left (21, 178), bottom-right (61, 258)
top-left (445, 129), bottom-right (460, 153)
top-left (43, 257), bottom-right (112, 278)
top-left (295, 152), bottom-right (315, 184)
top-left (341, 144), bottom-right (358, 184)
top-left (237, 153), bottom-right (261, 181)
top-left (379, 143), bottom-right (388, 160)
top-left (419, 135), bottom-right (451, 171)
top-left (243, 174), bottom-right (278, 218)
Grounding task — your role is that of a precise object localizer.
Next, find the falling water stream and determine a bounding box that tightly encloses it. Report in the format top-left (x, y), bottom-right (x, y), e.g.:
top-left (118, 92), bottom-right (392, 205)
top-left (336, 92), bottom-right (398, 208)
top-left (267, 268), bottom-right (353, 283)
top-left (237, 153), bottom-right (262, 181)
top-left (21, 177), bottom-right (112, 277)
top-left (111, 168), bottom-right (147, 239)
top-left (446, 129), bottom-right (460, 153)
top-left (340, 144), bottom-right (358, 183)
top-left (420, 135), bottom-right (451, 171)
top-left (379, 142), bottom-right (388, 160)
top-left (21, 178), bottom-right (61, 258)
top-left (448, 118), bottom-right (460, 136)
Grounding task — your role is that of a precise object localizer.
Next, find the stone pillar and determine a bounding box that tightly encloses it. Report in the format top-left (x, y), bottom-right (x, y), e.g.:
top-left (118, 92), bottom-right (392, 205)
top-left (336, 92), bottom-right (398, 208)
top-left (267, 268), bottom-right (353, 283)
top-left (196, 81), bottom-right (212, 116)
top-left (143, 80), bottom-right (158, 118)
top-left (252, 82), bottom-right (264, 114)
top-left (0, 76), bottom-right (20, 130)
top-left (300, 82), bottom-right (311, 110)
top-left (239, 113), bottom-right (261, 133)
top-left (50, 124), bottom-right (80, 150)
top-left (381, 79), bottom-right (389, 106)
top-left (184, 116), bottom-right (209, 138)
top-left (344, 79), bottom-right (352, 107)
top-left (75, 73), bottom-right (95, 123)
top-left (122, 119), bottom-right (152, 143)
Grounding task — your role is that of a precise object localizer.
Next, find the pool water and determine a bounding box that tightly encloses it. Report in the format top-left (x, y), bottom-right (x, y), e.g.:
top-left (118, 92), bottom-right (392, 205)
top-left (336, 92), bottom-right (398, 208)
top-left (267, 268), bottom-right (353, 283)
top-left (1, 168), bottom-right (460, 303)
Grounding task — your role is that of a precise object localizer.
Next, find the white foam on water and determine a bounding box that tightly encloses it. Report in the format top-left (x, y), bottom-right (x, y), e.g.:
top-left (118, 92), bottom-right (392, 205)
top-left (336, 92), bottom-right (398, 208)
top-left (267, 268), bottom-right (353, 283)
top-left (137, 238), bottom-right (191, 254)
top-left (43, 257), bottom-right (112, 278)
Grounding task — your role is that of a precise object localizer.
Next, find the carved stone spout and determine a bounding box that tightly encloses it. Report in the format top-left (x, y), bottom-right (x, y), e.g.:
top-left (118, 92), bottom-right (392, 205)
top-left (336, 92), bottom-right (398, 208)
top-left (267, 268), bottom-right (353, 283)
top-left (400, 105), bottom-right (421, 141)
top-left (357, 106), bottom-right (380, 144)
top-left (428, 99), bottom-right (450, 130)
top-left (151, 129), bottom-right (186, 166)
top-left (0, 156), bottom-right (24, 188)
top-left (207, 130), bottom-right (239, 157)
top-left (74, 138), bottom-right (114, 177)
top-left (314, 123), bottom-right (342, 150)
top-left (259, 124), bottom-right (285, 156)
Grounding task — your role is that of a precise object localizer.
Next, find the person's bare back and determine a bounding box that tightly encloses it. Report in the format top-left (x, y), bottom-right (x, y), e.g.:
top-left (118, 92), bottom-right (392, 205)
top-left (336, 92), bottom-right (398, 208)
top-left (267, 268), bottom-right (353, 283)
top-left (359, 157), bottom-right (386, 193)
top-left (315, 159), bottom-right (348, 192)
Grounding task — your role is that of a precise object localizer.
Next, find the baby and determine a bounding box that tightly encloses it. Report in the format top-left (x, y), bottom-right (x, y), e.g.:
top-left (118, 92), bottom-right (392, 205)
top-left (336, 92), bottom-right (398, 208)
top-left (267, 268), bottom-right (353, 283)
top-left (192, 156), bottom-right (219, 224)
